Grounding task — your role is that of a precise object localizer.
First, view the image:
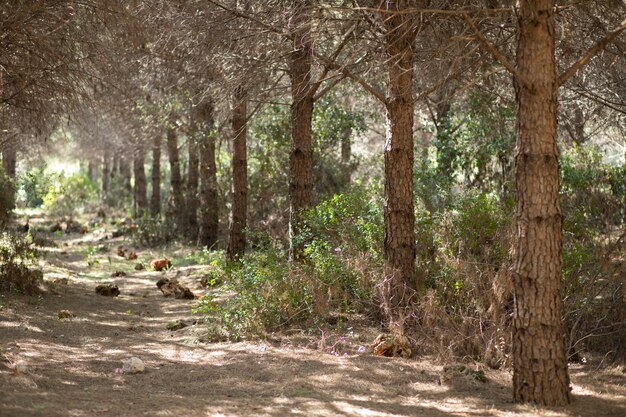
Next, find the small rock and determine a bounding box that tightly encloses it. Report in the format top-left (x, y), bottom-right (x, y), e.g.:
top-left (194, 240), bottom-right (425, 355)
top-left (166, 320), bottom-right (189, 331)
top-left (150, 258), bottom-right (171, 271)
top-left (111, 229), bottom-right (124, 238)
top-left (95, 284), bottom-right (120, 297)
top-left (121, 357), bottom-right (145, 374)
top-left (58, 310), bottom-right (75, 319)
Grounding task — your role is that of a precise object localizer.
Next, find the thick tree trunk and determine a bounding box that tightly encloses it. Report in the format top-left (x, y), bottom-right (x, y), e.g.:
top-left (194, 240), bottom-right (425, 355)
top-left (167, 127), bottom-right (184, 228)
top-left (227, 86), bottom-right (248, 261)
top-left (186, 128), bottom-right (200, 240)
top-left (150, 135), bottom-right (161, 217)
top-left (380, 2), bottom-right (418, 333)
top-left (198, 126), bottom-right (219, 248)
top-left (288, 4), bottom-right (314, 260)
top-left (512, 0), bottom-right (570, 406)
top-left (133, 148), bottom-right (148, 218)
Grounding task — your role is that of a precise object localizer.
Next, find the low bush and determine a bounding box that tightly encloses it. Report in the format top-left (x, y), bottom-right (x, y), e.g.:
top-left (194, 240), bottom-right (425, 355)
top-left (43, 173), bottom-right (97, 218)
top-left (0, 233), bottom-right (43, 294)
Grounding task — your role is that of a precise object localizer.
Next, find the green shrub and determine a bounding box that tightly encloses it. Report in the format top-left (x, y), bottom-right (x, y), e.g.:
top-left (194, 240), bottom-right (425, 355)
top-left (130, 215), bottom-right (177, 247)
top-left (17, 166), bottom-right (54, 208)
top-left (0, 233), bottom-right (43, 294)
top-left (43, 173), bottom-right (96, 218)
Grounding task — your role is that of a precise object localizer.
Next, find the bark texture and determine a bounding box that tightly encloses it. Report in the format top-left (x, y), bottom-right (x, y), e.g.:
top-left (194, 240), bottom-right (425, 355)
top-left (186, 129), bottom-right (199, 240)
top-left (150, 135), bottom-right (161, 217)
top-left (288, 2), bottom-right (314, 260)
top-left (133, 148), bottom-right (148, 218)
top-left (167, 127), bottom-right (185, 227)
top-left (513, 0), bottom-right (570, 406)
top-left (2, 146), bottom-right (16, 179)
top-left (198, 125), bottom-right (218, 248)
top-left (227, 87), bottom-right (248, 261)
top-left (102, 149), bottom-right (111, 197)
top-left (379, 1), bottom-right (419, 333)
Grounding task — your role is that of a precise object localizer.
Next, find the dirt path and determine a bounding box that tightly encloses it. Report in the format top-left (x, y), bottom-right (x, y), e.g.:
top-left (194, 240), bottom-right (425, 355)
top-left (1, 230), bottom-right (625, 417)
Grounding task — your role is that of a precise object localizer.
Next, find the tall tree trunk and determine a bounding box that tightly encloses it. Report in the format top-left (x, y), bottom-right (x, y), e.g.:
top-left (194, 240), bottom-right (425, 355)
top-left (2, 146), bottom-right (16, 179)
top-left (150, 135), bottom-right (161, 217)
top-left (512, 0), bottom-right (570, 406)
top-left (197, 107), bottom-right (219, 248)
top-left (379, 2), bottom-right (418, 334)
top-left (288, 2), bottom-right (314, 260)
top-left (102, 149), bottom-right (111, 197)
top-left (340, 126), bottom-right (352, 189)
top-left (133, 148), bottom-right (148, 218)
top-left (186, 128), bottom-right (200, 240)
top-left (167, 127), bottom-right (184, 228)
top-left (88, 159), bottom-right (98, 184)
top-left (227, 86), bottom-right (248, 261)
top-left (119, 155), bottom-right (132, 203)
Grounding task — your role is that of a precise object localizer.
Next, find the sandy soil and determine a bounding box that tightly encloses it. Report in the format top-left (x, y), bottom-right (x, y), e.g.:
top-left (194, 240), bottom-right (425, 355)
top-left (1, 229), bottom-right (625, 417)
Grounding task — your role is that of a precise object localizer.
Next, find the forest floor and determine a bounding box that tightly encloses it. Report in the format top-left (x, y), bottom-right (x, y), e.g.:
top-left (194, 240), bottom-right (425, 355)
top-left (1, 218), bottom-right (625, 417)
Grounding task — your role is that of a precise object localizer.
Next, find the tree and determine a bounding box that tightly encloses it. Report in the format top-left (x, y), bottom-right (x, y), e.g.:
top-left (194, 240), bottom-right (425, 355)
top-left (227, 86), bottom-right (248, 261)
top-left (466, 0), bottom-right (626, 405)
top-left (151, 134), bottom-right (162, 217)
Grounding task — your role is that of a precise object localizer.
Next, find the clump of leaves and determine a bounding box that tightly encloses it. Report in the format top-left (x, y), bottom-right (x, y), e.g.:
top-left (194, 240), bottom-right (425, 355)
top-left (0, 233), bottom-right (43, 294)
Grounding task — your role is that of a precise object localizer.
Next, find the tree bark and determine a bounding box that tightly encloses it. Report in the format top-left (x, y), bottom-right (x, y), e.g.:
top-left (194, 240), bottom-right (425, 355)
top-left (227, 86), bottom-right (248, 261)
top-left (379, 1), bottom-right (419, 333)
top-left (512, 0), bottom-right (570, 406)
top-left (87, 159), bottom-right (98, 184)
top-left (102, 149), bottom-right (111, 197)
top-left (167, 126), bottom-right (184, 228)
top-left (150, 135), bottom-right (161, 217)
top-left (119, 155), bottom-right (132, 199)
top-left (288, 2), bottom-right (315, 260)
top-left (2, 146), bottom-right (16, 179)
top-left (186, 127), bottom-right (200, 240)
top-left (133, 147), bottom-right (148, 218)
top-left (198, 116), bottom-right (219, 248)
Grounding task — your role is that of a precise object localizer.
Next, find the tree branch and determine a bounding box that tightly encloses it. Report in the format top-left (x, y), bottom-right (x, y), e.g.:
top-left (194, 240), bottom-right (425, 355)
top-left (558, 19), bottom-right (626, 87)
top-left (462, 13), bottom-right (532, 91)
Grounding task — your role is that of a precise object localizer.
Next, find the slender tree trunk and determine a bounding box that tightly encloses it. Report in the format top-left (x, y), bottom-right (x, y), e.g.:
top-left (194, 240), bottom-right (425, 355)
top-left (150, 135), bottom-right (161, 217)
top-left (186, 127), bottom-right (200, 240)
top-left (2, 147), bottom-right (16, 179)
top-left (133, 148), bottom-right (148, 218)
top-left (227, 86), bottom-right (248, 261)
top-left (512, 0), bottom-right (570, 406)
top-left (198, 108), bottom-right (219, 248)
top-left (88, 159), bottom-right (98, 184)
top-left (340, 126), bottom-right (352, 188)
top-left (379, 2), bottom-right (419, 333)
top-left (167, 127), bottom-right (185, 228)
top-left (288, 3), bottom-right (314, 260)
top-left (102, 149), bottom-right (111, 197)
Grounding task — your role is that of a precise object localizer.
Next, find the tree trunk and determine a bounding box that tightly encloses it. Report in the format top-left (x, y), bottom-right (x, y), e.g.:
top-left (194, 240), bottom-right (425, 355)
top-left (186, 128), bottom-right (200, 240)
top-left (227, 86), bottom-right (248, 261)
top-left (167, 127), bottom-right (184, 228)
top-left (512, 0), bottom-right (570, 406)
top-left (2, 146), bottom-right (16, 179)
top-left (288, 3), bottom-right (314, 260)
top-left (198, 122), bottom-right (219, 248)
top-left (150, 135), bottom-right (161, 217)
top-left (379, 2), bottom-right (418, 334)
top-left (120, 156), bottom-right (132, 194)
top-left (340, 126), bottom-right (352, 189)
top-left (88, 159), bottom-right (98, 184)
top-left (102, 149), bottom-right (111, 197)
top-left (133, 148), bottom-right (148, 218)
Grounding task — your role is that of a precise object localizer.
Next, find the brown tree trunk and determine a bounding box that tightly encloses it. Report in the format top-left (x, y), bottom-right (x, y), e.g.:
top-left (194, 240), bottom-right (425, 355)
top-left (88, 159), bottom-right (98, 184)
top-left (133, 148), bottom-right (148, 218)
top-left (198, 121), bottom-right (219, 248)
top-left (227, 86), bottom-right (248, 261)
top-left (186, 128), bottom-right (200, 240)
top-left (120, 156), bottom-right (132, 194)
top-left (102, 149), bottom-right (111, 197)
top-left (167, 127), bottom-right (184, 228)
top-left (379, 2), bottom-right (419, 334)
top-left (288, 2), bottom-right (314, 260)
top-left (2, 146), bottom-right (16, 179)
top-left (150, 135), bottom-right (161, 217)
top-left (512, 0), bottom-right (570, 406)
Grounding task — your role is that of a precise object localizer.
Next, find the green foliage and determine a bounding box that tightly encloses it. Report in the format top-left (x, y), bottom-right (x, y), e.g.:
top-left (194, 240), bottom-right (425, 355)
top-left (0, 233), bottom-right (43, 294)
top-left (0, 166), bottom-right (16, 227)
top-left (43, 173), bottom-right (96, 218)
top-left (130, 215), bottom-right (177, 247)
top-left (17, 165), bottom-right (54, 208)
